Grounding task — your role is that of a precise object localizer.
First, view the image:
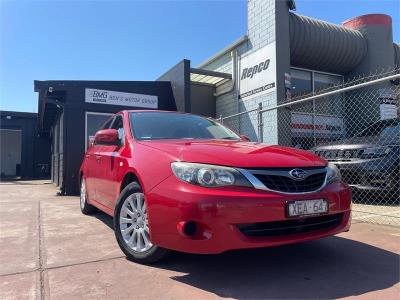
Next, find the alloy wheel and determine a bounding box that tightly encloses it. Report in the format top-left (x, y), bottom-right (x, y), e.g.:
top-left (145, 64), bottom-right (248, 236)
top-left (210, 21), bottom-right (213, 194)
top-left (119, 192), bottom-right (152, 252)
top-left (80, 180), bottom-right (86, 209)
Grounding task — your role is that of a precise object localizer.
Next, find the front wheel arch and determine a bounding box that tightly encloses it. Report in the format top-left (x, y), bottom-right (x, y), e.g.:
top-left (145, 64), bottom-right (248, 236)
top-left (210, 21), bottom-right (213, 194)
top-left (114, 182), bottom-right (169, 263)
top-left (120, 171), bottom-right (141, 193)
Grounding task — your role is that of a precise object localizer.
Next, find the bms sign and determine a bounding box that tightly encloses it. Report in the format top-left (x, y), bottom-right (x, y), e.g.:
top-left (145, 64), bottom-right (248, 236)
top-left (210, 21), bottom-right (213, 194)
top-left (239, 42), bottom-right (276, 100)
top-left (85, 88), bottom-right (158, 109)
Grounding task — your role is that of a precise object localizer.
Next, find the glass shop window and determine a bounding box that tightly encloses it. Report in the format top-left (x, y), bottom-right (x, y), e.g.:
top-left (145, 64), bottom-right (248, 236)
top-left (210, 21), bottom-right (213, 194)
top-left (85, 113), bottom-right (113, 151)
top-left (314, 72), bottom-right (343, 92)
top-left (290, 69), bottom-right (312, 98)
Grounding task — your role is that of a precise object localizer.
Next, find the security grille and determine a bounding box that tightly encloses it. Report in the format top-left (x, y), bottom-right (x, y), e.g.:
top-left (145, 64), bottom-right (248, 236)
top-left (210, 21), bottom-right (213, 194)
top-left (220, 69), bottom-right (400, 226)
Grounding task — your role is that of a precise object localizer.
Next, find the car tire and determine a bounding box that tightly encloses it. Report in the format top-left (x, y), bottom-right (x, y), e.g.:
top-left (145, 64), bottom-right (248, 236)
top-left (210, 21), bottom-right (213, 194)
top-left (114, 182), bottom-right (169, 264)
top-left (80, 177), bottom-right (97, 215)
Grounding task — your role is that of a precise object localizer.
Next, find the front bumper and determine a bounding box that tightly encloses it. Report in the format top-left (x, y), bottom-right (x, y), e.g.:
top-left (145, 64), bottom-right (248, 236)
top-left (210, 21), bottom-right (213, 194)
top-left (146, 176), bottom-right (352, 254)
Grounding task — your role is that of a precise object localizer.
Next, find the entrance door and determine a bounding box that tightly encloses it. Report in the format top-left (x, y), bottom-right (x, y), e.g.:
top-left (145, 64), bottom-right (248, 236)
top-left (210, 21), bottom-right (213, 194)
top-left (0, 129), bottom-right (22, 177)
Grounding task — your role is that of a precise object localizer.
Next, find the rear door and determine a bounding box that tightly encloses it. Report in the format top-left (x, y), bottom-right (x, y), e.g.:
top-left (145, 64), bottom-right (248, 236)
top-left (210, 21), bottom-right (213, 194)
top-left (95, 114), bottom-right (126, 208)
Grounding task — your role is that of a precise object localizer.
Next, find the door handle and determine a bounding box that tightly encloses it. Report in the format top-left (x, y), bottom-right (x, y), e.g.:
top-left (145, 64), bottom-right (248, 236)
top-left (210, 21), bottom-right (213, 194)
top-left (95, 155), bottom-right (102, 161)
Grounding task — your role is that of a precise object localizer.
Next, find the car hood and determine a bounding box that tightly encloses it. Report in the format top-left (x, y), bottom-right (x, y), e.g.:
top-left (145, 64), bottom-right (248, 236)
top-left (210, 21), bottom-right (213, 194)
top-left (139, 139), bottom-right (327, 168)
top-left (314, 135), bottom-right (399, 150)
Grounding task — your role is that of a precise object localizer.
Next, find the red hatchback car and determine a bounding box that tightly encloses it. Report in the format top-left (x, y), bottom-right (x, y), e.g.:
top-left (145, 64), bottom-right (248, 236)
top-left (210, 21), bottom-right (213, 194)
top-left (80, 110), bottom-right (351, 263)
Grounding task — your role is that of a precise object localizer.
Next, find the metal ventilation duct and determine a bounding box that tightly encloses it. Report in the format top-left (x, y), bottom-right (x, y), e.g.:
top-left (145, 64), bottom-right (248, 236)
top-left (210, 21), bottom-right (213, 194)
top-left (289, 13), bottom-right (367, 74)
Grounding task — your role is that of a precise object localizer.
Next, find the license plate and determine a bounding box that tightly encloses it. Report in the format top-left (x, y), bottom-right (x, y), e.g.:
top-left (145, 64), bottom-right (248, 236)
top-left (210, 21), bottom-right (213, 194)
top-left (287, 199), bottom-right (328, 217)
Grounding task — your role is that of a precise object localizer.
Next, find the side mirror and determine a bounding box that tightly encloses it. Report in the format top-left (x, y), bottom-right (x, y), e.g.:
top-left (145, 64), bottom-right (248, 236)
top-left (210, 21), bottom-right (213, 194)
top-left (240, 135), bottom-right (250, 142)
top-left (94, 129), bottom-right (119, 145)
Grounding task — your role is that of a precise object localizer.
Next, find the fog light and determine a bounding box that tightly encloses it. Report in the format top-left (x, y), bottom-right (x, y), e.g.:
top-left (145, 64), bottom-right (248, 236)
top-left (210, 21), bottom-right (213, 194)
top-left (177, 221), bottom-right (197, 237)
top-left (183, 221), bottom-right (197, 236)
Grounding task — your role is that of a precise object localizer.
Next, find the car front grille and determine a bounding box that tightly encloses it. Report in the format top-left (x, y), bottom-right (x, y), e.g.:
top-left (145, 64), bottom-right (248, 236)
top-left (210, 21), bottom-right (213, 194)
top-left (315, 149), bottom-right (362, 161)
top-left (237, 213), bottom-right (343, 237)
top-left (246, 167), bottom-right (327, 193)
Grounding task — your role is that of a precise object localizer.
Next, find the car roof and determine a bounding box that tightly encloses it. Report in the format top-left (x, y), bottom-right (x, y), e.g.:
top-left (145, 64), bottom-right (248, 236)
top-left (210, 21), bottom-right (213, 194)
top-left (121, 110), bottom-right (209, 118)
top-left (123, 110), bottom-right (181, 114)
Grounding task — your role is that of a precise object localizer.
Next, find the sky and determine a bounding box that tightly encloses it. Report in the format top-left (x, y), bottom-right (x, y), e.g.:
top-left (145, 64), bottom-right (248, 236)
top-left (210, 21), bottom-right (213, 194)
top-left (0, 0), bottom-right (399, 113)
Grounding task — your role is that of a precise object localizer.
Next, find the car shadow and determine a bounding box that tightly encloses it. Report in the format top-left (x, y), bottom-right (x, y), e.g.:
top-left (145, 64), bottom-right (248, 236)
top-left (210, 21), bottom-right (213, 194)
top-left (92, 212), bottom-right (114, 230)
top-left (91, 211), bottom-right (399, 299)
top-left (152, 236), bottom-right (399, 299)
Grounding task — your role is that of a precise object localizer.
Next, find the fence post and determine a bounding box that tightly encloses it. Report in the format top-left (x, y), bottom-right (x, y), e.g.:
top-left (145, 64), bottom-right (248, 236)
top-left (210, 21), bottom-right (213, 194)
top-left (218, 114), bottom-right (223, 124)
top-left (311, 72), bottom-right (317, 148)
top-left (257, 102), bottom-right (263, 143)
top-left (312, 99), bottom-right (317, 147)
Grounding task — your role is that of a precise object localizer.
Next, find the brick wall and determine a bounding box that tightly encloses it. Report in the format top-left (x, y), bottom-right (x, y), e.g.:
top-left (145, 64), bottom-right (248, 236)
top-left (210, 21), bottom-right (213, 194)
top-left (200, 0), bottom-right (278, 144)
top-left (247, 0), bottom-right (276, 51)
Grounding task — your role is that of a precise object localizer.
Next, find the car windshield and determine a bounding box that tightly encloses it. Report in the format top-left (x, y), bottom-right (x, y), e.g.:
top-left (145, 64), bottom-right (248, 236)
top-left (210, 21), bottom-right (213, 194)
top-left (355, 118), bottom-right (399, 138)
top-left (130, 112), bottom-right (240, 141)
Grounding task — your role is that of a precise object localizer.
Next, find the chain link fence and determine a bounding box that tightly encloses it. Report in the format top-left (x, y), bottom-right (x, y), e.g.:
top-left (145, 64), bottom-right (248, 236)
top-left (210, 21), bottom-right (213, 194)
top-left (220, 69), bottom-right (400, 226)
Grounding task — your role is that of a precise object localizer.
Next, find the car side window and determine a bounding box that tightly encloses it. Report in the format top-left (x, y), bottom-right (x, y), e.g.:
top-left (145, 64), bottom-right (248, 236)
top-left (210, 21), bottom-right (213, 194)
top-left (110, 115), bottom-right (125, 145)
top-left (101, 117), bottom-right (114, 130)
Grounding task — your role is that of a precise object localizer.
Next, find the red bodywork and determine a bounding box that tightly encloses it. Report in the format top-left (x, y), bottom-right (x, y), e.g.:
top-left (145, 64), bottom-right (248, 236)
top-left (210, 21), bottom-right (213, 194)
top-left (80, 110), bottom-right (351, 254)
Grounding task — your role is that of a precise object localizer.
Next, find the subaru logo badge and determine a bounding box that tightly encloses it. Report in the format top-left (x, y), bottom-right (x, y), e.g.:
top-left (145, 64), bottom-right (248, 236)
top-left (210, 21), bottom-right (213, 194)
top-left (289, 169), bottom-right (307, 181)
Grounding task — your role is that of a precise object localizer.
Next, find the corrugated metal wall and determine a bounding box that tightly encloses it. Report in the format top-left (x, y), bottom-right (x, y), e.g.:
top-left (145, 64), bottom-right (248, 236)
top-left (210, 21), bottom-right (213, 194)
top-left (289, 13), bottom-right (367, 74)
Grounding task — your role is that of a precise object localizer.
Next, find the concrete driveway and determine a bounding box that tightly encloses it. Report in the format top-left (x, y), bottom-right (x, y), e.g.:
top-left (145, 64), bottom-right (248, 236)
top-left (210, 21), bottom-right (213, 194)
top-left (0, 180), bottom-right (399, 300)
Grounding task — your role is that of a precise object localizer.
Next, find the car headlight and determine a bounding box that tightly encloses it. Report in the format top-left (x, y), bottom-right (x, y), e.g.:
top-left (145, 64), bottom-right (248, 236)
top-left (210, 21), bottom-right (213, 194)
top-left (171, 162), bottom-right (252, 188)
top-left (326, 162), bottom-right (342, 184)
top-left (361, 146), bottom-right (392, 158)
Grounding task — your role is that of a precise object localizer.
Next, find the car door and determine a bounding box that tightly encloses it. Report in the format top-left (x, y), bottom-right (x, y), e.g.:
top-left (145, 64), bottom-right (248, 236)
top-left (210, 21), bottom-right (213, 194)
top-left (84, 117), bottom-right (114, 202)
top-left (95, 114), bottom-right (126, 208)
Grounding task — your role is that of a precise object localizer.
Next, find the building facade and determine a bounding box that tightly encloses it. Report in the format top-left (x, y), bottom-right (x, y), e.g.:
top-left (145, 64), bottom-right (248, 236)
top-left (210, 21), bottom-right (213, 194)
top-left (161, 0), bottom-right (399, 144)
top-left (35, 80), bottom-right (176, 195)
top-left (0, 111), bottom-right (51, 179)
top-left (24, 0), bottom-right (398, 195)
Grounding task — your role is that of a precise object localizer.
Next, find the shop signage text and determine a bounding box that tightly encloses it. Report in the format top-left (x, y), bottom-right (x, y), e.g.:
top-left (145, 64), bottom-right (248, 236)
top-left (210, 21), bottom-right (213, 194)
top-left (291, 112), bottom-right (345, 138)
top-left (379, 89), bottom-right (398, 120)
top-left (85, 88), bottom-right (158, 109)
top-left (241, 59), bottom-right (270, 80)
top-left (239, 42), bottom-right (277, 100)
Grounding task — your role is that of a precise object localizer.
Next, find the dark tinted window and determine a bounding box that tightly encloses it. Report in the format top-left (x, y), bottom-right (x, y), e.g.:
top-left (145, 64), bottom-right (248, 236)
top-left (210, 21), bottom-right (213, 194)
top-left (85, 113), bottom-right (113, 150)
top-left (110, 115), bottom-right (125, 143)
top-left (110, 115), bottom-right (123, 130)
top-left (130, 112), bottom-right (240, 141)
top-left (101, 117), bottom-right (114, 130)
top-left (356, 119), bottom-right (399, 137)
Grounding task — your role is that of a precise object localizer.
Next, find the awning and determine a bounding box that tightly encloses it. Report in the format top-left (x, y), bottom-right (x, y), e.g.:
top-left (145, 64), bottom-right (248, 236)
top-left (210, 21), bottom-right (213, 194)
top-left (34, 81), bottom-right (66, 134)
top-left (190, 68), bottom-right (232, 86)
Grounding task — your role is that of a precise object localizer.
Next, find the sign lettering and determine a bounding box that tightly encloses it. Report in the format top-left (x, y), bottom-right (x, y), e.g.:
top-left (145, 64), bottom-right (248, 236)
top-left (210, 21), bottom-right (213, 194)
top-left (85, 88), bottom-right (158, 109)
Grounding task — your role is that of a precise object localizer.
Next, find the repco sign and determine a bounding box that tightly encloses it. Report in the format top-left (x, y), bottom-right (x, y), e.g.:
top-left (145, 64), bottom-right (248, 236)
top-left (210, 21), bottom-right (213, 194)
top-left (239, 42), bottom-right (276, 99)
top-left (241, 59), bottom-right (270, 80)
